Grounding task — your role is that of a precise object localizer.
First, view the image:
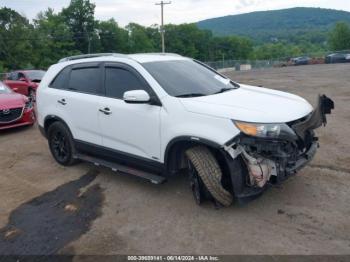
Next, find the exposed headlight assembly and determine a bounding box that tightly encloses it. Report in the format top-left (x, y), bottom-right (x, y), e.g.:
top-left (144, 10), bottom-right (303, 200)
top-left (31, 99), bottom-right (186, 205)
top-left (233, 121), bottom-right (297, 140)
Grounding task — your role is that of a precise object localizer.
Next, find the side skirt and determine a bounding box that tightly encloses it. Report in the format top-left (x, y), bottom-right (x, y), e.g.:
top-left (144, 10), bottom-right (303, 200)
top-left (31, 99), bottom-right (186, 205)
top-left (74, 140), bottom-right (166, 175)
top-left (73, 153), bottom-right (166, 185)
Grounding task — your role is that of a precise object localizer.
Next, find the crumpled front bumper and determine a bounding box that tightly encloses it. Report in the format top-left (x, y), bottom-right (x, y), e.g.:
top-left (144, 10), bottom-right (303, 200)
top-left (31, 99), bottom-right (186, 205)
top-left (223, 94), bottom-right (334, 203)
top-left (285, 140), bottom-right (318, 175)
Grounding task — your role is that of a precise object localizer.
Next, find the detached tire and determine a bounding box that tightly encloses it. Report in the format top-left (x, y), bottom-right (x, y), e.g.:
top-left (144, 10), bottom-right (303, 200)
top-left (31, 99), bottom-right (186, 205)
top-left (186, 146), bottom-right (233, 207)
top-left (48, 122), bottom-right (77, 166)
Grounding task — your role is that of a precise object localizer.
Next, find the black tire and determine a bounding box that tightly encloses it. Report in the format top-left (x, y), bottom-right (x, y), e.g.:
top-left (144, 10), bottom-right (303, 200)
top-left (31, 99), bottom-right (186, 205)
top-left (48, 121), bottom-right (77, 166)
top-left (186, 146), bottom-right (233, 207)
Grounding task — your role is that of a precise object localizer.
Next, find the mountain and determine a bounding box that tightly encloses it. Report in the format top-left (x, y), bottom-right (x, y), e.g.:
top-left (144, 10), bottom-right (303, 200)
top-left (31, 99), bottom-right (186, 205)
top-left (197, 7), bottom-right (350, 43)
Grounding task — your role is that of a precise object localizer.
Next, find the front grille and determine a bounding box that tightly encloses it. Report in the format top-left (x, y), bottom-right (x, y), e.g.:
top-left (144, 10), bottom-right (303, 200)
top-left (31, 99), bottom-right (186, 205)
top-left (0, 107), bottom-right (23, 123)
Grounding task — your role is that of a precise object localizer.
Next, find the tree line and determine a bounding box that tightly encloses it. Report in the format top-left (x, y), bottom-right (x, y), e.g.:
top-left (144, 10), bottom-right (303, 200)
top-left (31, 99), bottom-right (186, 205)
top-left (0, 0), bottom-right (350, 71)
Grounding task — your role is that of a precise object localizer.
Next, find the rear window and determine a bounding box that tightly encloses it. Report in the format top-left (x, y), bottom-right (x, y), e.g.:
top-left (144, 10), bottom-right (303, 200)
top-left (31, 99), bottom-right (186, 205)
top-left (68, 67), bottom-right (100, 94)
top-left (50, 67), bottom-right (70, 90)
top-left (26, 70), bottom-right (46, 81)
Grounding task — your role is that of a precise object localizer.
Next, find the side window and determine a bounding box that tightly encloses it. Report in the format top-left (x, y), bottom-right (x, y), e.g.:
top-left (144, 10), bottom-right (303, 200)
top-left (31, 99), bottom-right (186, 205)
top-left (18, 72), bottom-right (26, 80)
top-left (68, 67), bottom-right (100, 94)
top-left (50, 67), bottom-right (70, 90)
top-left (105, 67), bottom-right (148, 99)
top-left (7, 73), bottom-right (13, 80)
top-left (8, 72), bottom-right (18, 80)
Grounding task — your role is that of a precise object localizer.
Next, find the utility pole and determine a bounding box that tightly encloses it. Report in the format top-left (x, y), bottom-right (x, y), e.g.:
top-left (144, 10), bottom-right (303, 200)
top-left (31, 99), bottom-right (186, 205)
top-left (155, 1), bottom-right (171, 53)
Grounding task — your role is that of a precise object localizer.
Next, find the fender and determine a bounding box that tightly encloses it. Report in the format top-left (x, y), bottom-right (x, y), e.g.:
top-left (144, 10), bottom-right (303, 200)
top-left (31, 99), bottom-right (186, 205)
top-left (164, 136), bottom-right (222, 173)
top-left (42, 115), bottom-right (72, 138)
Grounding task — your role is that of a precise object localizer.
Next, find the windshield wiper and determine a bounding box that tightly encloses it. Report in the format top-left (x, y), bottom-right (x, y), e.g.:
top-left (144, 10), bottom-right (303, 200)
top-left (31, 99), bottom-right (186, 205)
top-left (214, 87), bottom-right (235, 94)
top-left (175, 93), bottom-right (206, 98)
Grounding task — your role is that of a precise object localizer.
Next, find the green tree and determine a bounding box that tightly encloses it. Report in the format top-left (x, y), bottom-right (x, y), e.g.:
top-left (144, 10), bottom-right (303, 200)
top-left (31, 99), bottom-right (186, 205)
top-left (97, 19), bottom-right (129, 53)
top-left (329, 22), bottom-right (350, 51)
top-left (164, 24), bottom-right (213, 60)
top-left (209, 35), bottom-right (253, 61)
top-left (33, 8), bottom-right (78, 68)
top-left (61, 0), bottom-right (96, 53)
top-left (0, 7), bottom-right (34, 69)
top-left (126, 23), bottom-right (155, 53)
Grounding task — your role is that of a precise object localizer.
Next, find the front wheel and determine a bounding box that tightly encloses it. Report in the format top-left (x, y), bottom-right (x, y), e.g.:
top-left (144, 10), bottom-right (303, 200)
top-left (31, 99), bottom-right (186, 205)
top-left (48, 122), bottom-right (77, 166)
top-left (186, 146), bottom-right (233, 207)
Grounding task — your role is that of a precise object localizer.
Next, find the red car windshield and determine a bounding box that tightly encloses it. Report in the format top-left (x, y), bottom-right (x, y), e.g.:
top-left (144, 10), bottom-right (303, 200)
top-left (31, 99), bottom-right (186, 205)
top-left (0, 82), bottom-right (13, 94)
top-left (25, 70), bottom-right (45, 81)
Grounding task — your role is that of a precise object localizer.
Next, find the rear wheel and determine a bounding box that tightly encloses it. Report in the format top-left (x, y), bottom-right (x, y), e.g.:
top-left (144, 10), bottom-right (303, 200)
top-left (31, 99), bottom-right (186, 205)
top-left (186, 146), bottom-right (233, 207)
top-left (48, 122), bottom-right (77, 166)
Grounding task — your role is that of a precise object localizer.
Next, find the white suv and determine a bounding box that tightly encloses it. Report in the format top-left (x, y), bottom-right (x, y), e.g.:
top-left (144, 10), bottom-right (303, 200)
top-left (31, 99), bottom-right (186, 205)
top-left (37, 53), bottom-right (334, 206)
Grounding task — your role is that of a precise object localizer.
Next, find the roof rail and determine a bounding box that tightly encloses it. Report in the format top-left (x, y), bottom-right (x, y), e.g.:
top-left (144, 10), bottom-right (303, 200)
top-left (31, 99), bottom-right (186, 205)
top-left (133, 52), bottom-right (181, 57)
top-left (58, 53), bottom-right (128, 63)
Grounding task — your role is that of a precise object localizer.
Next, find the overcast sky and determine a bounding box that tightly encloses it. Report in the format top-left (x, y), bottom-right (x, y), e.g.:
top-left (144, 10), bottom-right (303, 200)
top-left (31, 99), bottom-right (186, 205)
top-left (2, 0), bottom-right (350, 27)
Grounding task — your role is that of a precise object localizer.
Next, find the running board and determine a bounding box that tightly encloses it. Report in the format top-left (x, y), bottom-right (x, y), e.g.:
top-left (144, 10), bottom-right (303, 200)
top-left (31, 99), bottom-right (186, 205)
top-left (74, 153), bottom-right (167, 185)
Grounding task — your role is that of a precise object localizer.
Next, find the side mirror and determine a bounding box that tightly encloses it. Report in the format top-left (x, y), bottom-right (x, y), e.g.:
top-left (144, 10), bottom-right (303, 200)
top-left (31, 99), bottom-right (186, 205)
top-left (123, 90), bottom-right (150, 104)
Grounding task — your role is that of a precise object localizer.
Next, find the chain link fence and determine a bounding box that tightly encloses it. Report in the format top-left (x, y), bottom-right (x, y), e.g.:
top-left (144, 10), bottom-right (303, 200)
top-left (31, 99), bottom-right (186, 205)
top-left (0, 73), bottom-right (8, 81)
top-left (205, 60), bottom-right (285, 71)
top-left (205, 49), bottom-right (350, 71)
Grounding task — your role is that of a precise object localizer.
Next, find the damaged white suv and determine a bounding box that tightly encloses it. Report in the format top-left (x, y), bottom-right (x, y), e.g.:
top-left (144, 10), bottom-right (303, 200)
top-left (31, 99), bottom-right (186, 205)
top-left (37, 53), bottom-right (334, 206)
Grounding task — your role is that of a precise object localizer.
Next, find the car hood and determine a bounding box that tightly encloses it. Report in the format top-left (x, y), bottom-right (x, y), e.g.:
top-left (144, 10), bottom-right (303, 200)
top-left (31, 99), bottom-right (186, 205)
top-left (0, 93), bottom-right (26, 110)
top-left (179, 84), bottom-right (313, 123)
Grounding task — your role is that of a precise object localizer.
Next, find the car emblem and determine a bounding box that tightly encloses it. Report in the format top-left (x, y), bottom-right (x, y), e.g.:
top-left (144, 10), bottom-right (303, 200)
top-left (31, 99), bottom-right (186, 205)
top-left (1, 109), bottom-right (10, 115)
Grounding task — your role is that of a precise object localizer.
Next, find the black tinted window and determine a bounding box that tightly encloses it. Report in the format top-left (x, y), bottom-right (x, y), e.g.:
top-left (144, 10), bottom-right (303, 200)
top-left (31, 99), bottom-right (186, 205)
top-left (105, 67), bottom-right (147, 99)
top-left (142, 60), bottom-right (237, 97)
top-left (50, 67), bottom-right (70, 89)
top-left (68, 67), bottom-right (100, 94)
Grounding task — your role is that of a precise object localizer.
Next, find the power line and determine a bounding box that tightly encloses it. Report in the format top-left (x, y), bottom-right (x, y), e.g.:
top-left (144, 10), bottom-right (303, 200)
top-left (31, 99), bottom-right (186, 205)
top-left (155, 1), bottom-right (171, 53)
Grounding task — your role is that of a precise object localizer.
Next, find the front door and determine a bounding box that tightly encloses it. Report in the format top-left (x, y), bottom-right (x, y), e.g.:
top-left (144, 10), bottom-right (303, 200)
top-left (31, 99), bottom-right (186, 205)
top-left (99, 63), bottom-right (161, 162)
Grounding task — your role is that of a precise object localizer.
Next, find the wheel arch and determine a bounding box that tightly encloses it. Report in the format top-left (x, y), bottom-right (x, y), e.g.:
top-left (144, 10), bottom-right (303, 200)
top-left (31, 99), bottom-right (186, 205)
top-left (43, 115), bottom-right (72, 138)
top-left (164, 136), bottom-right (226, 173)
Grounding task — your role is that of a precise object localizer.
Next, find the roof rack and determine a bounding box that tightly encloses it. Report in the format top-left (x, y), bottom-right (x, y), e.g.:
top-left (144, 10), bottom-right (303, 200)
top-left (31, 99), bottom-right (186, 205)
top-left (132, 52), bottom-right (181, 57)
top-left (58, 53), bottom-right (128, 63)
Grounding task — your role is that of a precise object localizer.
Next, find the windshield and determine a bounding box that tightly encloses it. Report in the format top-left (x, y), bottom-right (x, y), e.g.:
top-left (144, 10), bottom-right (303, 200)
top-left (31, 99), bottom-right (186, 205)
top-left (0, 82), bottom-right (12, 94)
top-left (25, 70), bottom-right (46, 80)
top-left (142, 60), bottom-right (238, 97)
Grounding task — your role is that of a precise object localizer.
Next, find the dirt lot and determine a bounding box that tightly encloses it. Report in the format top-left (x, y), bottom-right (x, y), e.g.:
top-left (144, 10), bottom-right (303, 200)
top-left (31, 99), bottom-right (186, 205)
top-left (0, 63), bottom-right (349, 255)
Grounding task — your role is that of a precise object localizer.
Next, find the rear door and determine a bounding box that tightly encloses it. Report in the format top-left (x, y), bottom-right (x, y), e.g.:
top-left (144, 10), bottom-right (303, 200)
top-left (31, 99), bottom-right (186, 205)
top-left (99, 63), bottom-right (161, 161)
top-left (53, 62), bottom-right (103, 146)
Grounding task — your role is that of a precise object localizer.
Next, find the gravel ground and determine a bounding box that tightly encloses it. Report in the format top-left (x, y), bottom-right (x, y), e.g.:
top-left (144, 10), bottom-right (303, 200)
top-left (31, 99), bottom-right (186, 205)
top-left (0, 63), bottom-right (349, 255)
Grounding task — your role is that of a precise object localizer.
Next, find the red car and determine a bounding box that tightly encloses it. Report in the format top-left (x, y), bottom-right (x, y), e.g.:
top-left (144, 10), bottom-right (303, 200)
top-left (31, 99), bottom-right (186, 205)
top-left (4, 70), bottom-right (46, 98)
top-left (0, 81), bottom-right (35, 130)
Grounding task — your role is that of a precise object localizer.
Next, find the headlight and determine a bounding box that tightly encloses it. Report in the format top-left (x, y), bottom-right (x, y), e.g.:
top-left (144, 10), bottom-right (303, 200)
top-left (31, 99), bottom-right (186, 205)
top-left (234, 121), bottom-right (297, 140)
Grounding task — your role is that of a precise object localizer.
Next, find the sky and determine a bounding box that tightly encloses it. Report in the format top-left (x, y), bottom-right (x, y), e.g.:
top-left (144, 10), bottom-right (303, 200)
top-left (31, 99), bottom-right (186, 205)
top-left (1, 0), bottom-right (350, 27)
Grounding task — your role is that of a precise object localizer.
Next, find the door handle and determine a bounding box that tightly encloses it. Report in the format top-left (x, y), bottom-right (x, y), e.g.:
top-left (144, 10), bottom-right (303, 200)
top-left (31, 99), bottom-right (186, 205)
top-left (57, 99), bottom-right (67, 105)
top-left (99, 107), bottom-right (112, 115)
